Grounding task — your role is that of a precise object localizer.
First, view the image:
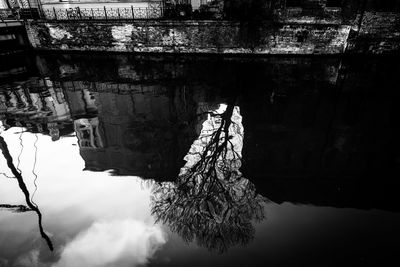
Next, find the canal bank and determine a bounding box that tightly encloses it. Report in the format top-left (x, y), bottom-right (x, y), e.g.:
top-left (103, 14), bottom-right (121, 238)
top-left (2, 0), bottom-right (400, 55)
top-left (24, 20), bottom-right (351, 54)
top-left (22, 10), bottom-right (400, 55)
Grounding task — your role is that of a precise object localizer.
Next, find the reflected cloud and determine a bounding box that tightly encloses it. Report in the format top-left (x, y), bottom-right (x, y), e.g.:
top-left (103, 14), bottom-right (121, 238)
top-left (14, 249), bottom-right (41, 267)
top-left (53, 219), bottom-right (166, 267)
top-left (0, 127), bottom-right (164, 264)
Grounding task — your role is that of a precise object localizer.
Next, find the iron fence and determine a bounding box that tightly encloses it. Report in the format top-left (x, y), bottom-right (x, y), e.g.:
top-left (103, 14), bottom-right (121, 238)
top-left (1, 8), bottom-right (42, 21)
top-left (0, 9), bottom-right (17, 21)
top-left (43, 5), bottom-right (164, 21)
top-left (1, 3), bottom-right (224, 22)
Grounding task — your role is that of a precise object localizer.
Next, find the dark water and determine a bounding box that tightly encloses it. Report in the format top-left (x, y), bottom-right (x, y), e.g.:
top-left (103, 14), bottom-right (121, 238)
top-left (1, 53), bottom-right (400, 267)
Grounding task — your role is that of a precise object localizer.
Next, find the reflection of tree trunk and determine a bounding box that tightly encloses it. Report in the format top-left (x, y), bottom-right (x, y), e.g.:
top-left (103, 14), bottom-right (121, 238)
top-left (5, 0), bottom-right (13, 9)
top-left (0, 136), bottom-right (54, 251)
top-left (185, 102), bottom-right (235, 181)
top-left (151, 102), bottom-right (266, 253)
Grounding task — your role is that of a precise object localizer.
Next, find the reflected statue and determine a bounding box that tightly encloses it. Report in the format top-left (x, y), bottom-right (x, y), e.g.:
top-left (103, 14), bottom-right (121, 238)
top-left (151, 102), bottom-right (267, 253)
top-left (0, 136), bottom-right (54, 251)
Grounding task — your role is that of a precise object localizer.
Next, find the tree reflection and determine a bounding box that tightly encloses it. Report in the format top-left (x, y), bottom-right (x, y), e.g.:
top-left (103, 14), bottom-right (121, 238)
top-left (0, 135), bottom-right (54, 251)
top-left (151, 103), bottom-right (267, 253)
top-left (0, 204), bottom-right (31, 213)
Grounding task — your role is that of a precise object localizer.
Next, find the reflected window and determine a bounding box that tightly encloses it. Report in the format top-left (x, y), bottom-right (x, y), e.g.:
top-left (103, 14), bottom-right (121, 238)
top-left (74, 118), bottom-right (103, 149)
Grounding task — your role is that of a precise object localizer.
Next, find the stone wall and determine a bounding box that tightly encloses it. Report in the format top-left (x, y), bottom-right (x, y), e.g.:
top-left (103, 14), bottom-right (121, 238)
top-left (24, 10), bottom-right (400, 55)
top-left (25, 20), bottom-right (351, 54)
top-left (346, 12), bottom-right (400, 54)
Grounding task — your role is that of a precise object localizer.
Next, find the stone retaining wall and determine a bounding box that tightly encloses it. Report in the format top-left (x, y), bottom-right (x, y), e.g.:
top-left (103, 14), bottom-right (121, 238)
top-left (25, 20), bottom-right (351, 54)
top-left (24, 13), bottom-right (400, 55)
top-left (346, 12), bottom-right (400, 54)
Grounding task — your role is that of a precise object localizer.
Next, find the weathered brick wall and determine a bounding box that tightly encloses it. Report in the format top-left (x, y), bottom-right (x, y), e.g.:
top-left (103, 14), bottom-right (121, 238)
top-left (281, 7), bottom-right (343, 24)
top-left (347, 12), bottom-right (400, 54)
top-left (25, 20), bottom-right (351, 54)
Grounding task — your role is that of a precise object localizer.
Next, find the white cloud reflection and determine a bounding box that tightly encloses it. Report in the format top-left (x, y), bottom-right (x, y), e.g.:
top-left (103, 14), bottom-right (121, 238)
top-left (53, 219), bottom-right (166, 267)
top-left (14, 250), bottom-right (41, 267)
top-left (0, 127), bottom-right (167, 266)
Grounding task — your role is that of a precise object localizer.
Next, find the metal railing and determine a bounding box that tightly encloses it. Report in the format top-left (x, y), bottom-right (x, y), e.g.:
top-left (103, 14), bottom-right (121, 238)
top-left (0, 9), bottom-right (18, 21)
top-left (42, 6), bottom-right (163, 20)
top-left (1, 6), bottom-right (200, 21)
top-left (1, 8), bottom-right (43, 21)
top-left (2, 3), bottom-right (229, 22)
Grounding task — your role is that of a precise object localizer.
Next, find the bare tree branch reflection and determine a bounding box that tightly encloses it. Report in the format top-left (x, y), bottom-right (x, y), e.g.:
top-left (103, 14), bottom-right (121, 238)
top-left (151, 103), bottom-right (267, 253)
top-left (0, 204), bottom-right (31, 213)
top-left (0, 136), bottom-right (54, 251)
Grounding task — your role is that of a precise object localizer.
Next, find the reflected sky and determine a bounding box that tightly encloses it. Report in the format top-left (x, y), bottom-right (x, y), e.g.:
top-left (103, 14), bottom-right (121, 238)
top-left (0, 127), bottom-right (165, 266)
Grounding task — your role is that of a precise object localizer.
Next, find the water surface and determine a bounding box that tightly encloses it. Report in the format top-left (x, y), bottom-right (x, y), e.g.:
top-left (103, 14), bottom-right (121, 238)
top-left (1, 53), bottom-right (400, 266)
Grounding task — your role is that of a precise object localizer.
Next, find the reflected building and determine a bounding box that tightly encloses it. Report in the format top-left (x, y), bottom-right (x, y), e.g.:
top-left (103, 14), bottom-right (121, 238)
top-left (74, 118), bottom-right (103, 149)
top-left (1, 73), bottom-right (204, 179)
top-left (62, 81), bottom-right (98, 119)
top-left (72, 83), bottom-right (201, 179)
top-left (0, 77), bottom-right (73, 140)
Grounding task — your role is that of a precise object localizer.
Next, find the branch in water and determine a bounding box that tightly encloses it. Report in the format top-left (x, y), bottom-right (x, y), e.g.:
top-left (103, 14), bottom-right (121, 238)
top-left (0, 136), bottom-right (54, 251)
top-left (0, 204), bottom-right (32, 213)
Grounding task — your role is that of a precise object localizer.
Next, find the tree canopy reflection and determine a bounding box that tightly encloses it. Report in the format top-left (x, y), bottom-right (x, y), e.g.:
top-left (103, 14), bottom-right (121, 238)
top-left (151, 103), bottom-right (267, 253)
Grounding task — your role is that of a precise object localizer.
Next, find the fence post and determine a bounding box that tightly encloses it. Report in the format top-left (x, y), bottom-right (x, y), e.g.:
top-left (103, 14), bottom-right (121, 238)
top-left (77, 7), bottom-right (82, 20)
top-left (104, 6), bottom-right (107, 21)
top-left (118, 8), bottom-right (120, 20)
top-left (131, 6), bottom-right (134, 20)
top-left (91, 8), bottom-right (94, 20)
top-left (37, 0), bottom-right (45, 19)
top-left (53, 7), bottom-right (57, 20)
top-left (27, 0), bottom-right (33, 19)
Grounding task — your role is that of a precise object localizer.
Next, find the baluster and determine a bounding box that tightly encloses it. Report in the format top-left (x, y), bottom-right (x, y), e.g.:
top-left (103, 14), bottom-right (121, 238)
top-left (27, 0), bottom-right (32, 19)
top-left (53, 7), bottom-right (57, 20)
top-left (104, 6), bottom-right (107, 21)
